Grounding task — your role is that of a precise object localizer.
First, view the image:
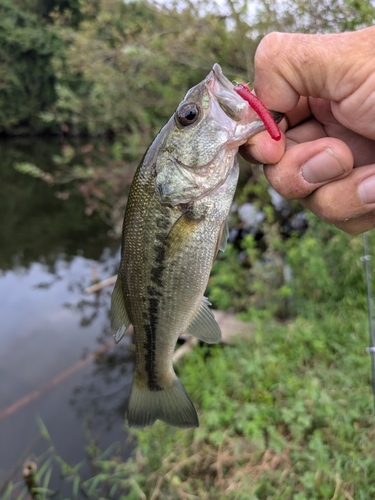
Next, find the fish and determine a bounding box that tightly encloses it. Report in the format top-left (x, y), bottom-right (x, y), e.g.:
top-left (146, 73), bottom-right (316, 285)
top-left (111, 63), bottom-right (283, 428)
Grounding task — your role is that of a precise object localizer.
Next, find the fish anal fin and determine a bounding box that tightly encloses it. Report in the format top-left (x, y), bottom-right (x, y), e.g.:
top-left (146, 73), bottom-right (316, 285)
top-left (126, 375), bottom-right (199, 428)
top-left (110, 275), bottom-right (131, 344)
top-left (186, 296), bottom-right (221, 344)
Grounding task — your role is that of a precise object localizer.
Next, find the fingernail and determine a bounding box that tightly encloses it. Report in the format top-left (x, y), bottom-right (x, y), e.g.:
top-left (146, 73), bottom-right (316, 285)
top-left (358, 176), bottom-right (375, 204)
top-left (301, 148), bottom-right (348, 184)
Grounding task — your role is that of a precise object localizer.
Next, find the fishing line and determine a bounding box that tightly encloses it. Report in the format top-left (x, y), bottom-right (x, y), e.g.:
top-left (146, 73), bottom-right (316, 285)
top-left (362, 231), bottom-right (375, 412)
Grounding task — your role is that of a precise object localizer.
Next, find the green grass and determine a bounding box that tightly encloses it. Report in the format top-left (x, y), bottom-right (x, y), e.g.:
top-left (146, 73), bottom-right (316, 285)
top-left (130, 308), bottom-right (375, 499)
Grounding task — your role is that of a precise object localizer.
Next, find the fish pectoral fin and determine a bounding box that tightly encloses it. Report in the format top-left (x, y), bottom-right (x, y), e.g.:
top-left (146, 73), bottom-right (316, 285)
top-left (186, 296), bottom-right (221, 344)
top-left (110, 275), bottom-right (131, 344)
top-left (217, 219), bottom-right (229, 253)
top-left (165, 211), bottom-right (200, 259)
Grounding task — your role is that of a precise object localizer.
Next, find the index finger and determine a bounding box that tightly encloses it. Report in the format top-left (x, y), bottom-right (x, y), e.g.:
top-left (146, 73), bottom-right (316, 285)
top-left (253, 28), bottom-right (375, 112)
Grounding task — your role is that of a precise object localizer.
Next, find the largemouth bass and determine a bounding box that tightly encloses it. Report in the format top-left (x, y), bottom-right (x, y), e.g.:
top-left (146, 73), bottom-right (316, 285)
top-left (111, 64), bottom-right (282, 428)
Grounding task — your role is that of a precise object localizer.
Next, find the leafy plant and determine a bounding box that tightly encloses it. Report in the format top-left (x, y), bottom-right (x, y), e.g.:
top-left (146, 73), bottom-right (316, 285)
top-left (0, 0), bottom-right (60, 133)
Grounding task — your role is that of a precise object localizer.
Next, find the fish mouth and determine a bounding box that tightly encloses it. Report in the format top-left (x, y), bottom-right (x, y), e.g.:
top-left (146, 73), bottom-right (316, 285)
top-left (211, 63), bottom-right (235, 93)
top-left (211, 64), bottom-right (285, 126)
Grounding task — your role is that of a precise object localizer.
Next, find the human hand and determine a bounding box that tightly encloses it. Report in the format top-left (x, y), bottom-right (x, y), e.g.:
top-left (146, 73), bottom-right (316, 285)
top-left (241, 27), bottom-right (375, 235)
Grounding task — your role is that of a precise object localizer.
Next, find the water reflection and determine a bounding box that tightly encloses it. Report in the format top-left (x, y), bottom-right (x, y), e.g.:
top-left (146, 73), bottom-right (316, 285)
top-left (63, 261), bottom-right (135, 432)
top-left (0, 138), bottom-right (134, 485)
top-left (71, 342), bottom-right (134, 432)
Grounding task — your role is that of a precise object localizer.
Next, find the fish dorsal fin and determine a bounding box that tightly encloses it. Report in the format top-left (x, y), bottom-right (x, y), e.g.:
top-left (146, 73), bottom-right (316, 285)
top-left (110, 275), bottom-right (131, 344)
top-left (218, 219), bottom-right (229, 253)
top-left (186, 297), bottom-right (221, 344)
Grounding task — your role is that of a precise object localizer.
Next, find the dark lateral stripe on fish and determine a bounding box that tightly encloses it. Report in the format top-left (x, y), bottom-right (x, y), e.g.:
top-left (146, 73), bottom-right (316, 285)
top-left (150, 265), bottom-right (164, 288)
top-left (143, 320), bottom-right (162, 391)
top-left (147, 285), bottom-right (162, 297)
top-left (143, 217), bottom-right (169, 391)
top-left (143, 290), bottom-right (163, 391)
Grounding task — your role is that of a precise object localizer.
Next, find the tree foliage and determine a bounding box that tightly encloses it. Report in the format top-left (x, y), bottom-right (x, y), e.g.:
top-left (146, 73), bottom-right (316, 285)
top-left (42, 0), bottom-right (260, 149)
top-left (1, 0), bottom-right (374, 137)
top-left (256, 0), bottom-right (375, 33)
top-left (0, 0), bottom-right (61, 134)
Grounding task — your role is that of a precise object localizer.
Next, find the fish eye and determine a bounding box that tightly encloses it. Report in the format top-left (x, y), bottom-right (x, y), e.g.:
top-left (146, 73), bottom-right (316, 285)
top-left (176, 102), bottom-right (199, 127)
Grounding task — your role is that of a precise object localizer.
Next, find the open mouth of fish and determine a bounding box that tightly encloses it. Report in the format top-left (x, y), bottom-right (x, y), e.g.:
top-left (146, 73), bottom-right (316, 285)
top-left (211, 63), bottom-right (284, 126)
top-left (211, 63), bottom-right (236, 92)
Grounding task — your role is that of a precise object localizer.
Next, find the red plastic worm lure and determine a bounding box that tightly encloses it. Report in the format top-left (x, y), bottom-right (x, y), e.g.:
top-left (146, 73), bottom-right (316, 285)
top-left (234, 82), bottom-right (281, 141)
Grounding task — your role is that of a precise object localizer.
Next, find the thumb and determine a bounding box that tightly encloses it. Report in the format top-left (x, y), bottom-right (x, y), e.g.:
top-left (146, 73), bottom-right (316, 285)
top-left (253, 28), bottom-right (375, 113)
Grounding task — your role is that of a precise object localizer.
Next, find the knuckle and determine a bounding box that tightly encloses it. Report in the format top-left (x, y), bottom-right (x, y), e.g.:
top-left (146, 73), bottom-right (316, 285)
top-left (255, 32), bottom-right (283, 66)
top-left (264, 165), bottom-right (312, 200)
top-left (302, 187), bottom-right (342, 223)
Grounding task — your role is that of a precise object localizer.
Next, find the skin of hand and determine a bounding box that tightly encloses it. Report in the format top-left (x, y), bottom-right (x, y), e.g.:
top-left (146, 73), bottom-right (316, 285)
top-left (241, 26), bottom-right (375, 235)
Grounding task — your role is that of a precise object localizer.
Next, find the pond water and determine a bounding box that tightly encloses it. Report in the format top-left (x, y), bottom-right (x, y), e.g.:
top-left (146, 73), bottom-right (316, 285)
top-left (0, 138), bottom-right (134, 489)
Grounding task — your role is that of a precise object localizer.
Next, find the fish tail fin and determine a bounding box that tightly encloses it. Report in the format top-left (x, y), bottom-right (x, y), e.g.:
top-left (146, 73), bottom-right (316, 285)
top-left (126, 375), bottom-right (199, 428)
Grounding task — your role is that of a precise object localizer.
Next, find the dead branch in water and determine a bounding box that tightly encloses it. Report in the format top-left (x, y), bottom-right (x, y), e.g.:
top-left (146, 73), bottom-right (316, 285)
top-left (84, 274), bottom-right (117, 294)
